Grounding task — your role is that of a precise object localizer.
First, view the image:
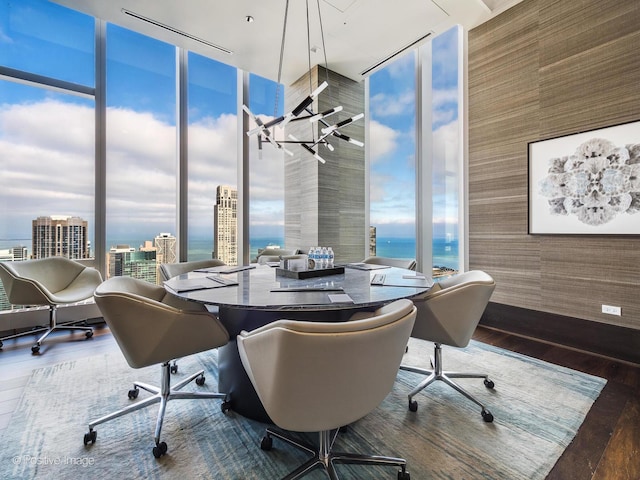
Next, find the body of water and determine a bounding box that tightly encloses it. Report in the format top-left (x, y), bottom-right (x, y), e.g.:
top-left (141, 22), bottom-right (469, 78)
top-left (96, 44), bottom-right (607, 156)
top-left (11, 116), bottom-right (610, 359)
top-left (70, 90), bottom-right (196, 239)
top-left (1, 237), bottom-right (459, 269)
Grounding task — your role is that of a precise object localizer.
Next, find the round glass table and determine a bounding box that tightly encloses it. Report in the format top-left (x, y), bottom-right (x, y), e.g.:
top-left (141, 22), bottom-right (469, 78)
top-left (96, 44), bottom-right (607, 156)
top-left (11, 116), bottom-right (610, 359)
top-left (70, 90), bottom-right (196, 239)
top-left (165, 263), bottom-right (433, 422)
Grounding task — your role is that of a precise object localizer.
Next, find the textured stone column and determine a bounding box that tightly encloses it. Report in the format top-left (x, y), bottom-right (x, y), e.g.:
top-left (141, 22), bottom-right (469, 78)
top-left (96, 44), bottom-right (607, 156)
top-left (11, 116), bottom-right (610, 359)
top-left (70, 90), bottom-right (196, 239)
top-left (284, 66), bottom-right (365, 263)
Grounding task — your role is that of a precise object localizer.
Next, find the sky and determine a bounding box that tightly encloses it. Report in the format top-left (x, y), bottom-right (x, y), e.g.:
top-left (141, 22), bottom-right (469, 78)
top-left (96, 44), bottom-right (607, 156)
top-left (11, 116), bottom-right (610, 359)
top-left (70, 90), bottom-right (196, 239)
top-left (0, 0), bottom-right (460, 248)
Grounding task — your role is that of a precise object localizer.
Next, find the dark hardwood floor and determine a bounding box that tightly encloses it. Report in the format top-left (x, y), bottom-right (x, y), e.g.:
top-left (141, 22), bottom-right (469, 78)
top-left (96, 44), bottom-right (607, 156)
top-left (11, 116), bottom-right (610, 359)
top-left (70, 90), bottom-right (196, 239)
top-left (473, 327), bottom-right (640, 480)
top-left (1, 323), bottom-right (638, 479)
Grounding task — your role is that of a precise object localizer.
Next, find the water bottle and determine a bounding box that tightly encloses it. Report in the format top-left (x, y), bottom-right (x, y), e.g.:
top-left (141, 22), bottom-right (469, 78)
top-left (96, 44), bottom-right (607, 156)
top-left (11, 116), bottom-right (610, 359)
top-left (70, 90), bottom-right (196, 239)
top-left (308, 247), bottom-right (316, 270)
top-left (315, 246), bottom-right (322, 269)
top-left (327, 247), bottom-right (334, 268)
top-left (321, 246), bottom-right (328, 269)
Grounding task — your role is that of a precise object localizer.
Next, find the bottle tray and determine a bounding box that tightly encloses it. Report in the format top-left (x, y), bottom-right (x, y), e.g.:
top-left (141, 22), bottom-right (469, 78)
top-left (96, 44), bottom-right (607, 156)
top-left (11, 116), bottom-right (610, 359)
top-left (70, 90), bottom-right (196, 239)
top-left (275, 266), bottom-right (345, 279)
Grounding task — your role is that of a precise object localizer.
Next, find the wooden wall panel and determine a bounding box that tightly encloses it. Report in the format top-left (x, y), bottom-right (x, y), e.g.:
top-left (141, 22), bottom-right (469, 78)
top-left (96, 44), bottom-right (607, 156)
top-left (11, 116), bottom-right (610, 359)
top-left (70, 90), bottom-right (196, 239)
top-left (469, 0), bottom-right (640, 333)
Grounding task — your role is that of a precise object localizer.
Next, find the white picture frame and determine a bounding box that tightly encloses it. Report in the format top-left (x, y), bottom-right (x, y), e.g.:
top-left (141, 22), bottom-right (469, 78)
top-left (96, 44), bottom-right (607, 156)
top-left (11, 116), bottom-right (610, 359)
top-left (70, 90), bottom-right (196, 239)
top-left (528, 120), bottom-right (640, 234)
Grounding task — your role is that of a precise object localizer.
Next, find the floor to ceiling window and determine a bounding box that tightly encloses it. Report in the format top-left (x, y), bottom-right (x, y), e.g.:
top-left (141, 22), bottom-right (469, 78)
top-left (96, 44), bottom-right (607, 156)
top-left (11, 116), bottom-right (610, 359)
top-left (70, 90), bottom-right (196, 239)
top-left (368, 52), bottom-right (417, 261)
top-left (1, 0), bottom-right (466, 309)
top-left (430, 26), bottom-right (461, 272)
top-left (105, 24), bottom-right (176, 282)
top-left (0, 0), bottom-right (95, 310)
top-left (187, 52), bottom-right (237, 262)
top-left (247, 73), bottom-right (285, 260)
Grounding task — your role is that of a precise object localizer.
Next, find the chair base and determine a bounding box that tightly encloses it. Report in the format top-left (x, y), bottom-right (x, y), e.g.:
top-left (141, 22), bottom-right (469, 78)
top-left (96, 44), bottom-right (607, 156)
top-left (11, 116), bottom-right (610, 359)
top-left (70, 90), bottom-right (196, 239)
top-left (0, 304), bottom-right (93, 354)
top-left (261, 427), bottom-right (410, 480)
top-left (400, 342), bottom-right (495, 422)
top-left (84, 361), bottom-right (230, 458)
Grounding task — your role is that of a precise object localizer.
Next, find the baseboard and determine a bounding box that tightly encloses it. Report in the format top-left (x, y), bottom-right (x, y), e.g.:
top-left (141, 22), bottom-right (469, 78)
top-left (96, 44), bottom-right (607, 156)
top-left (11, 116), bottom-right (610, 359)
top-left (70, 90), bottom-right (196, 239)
top-left (480, 302), bottom-right (640, 366)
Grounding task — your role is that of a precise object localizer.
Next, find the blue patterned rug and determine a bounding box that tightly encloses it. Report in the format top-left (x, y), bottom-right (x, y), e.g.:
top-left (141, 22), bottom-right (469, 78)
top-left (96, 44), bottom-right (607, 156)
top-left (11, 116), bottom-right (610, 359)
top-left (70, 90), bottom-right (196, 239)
top-left (0, 338), bottom-right (606, 479)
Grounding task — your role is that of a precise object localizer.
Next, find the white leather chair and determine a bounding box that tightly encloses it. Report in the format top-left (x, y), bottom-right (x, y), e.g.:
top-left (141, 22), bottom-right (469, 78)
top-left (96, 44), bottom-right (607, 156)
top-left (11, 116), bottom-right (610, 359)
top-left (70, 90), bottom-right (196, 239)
top-left (0, 257), bottom-right (103, 354)
top-left (84, 276), bottom-right (230, 458)
top-left (238, 298), bottom-right (417, 480)
top-left (400, 270), bottom-right (496, 422)
top-left (159, 259), bottom-right (226, 373)
top-left (363, 256), bottom-right (416, 271)
top-left (159, 258), bottom-right (226, 282)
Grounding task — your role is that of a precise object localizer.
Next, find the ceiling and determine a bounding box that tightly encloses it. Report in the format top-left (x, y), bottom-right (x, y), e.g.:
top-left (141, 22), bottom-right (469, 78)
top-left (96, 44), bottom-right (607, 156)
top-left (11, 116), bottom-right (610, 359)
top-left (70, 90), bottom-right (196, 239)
top-left (51, 0), bottom-right (522, 85)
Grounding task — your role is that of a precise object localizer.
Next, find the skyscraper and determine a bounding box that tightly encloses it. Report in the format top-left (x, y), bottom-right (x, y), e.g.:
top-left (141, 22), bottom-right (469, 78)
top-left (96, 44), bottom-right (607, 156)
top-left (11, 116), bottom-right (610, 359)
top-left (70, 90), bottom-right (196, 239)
top-left (107, 245), bottom-right (157, 283)
top-left (154, 233), bottom-right (177, 265)
top-left (214, 185), bottom-right (238, 266)
top-left (32, 215), bottom-right (89, 259)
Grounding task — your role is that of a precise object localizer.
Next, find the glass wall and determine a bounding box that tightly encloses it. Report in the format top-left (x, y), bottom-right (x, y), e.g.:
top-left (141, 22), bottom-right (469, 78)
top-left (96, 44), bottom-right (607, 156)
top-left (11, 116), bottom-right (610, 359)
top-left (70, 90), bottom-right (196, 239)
top-left (431, 26), bottom-right (461, 272)
top-left (0, 0), bottom-right (95, 310)
top-left (105, 24), bottom-right (177, 283)
top-left (368, 52), bottom-right (417, 261)
top-left (187, 52), bottom-right (237, 261)
top-left (0, 0), bottom-right (465, 316)
top-left (247, 73), bottom-right (285, 260)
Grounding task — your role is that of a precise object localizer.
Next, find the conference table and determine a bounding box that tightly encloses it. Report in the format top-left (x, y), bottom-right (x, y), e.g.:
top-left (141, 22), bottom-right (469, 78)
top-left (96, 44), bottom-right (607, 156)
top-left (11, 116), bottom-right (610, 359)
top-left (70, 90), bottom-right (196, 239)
top-left (165, 262), bottom-right (433, 423)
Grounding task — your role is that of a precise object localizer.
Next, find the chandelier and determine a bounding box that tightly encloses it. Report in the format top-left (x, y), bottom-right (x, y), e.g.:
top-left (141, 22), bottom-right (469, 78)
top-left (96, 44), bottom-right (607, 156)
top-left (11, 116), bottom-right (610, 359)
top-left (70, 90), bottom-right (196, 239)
top-left (242, 0), bottom-right (364, 164)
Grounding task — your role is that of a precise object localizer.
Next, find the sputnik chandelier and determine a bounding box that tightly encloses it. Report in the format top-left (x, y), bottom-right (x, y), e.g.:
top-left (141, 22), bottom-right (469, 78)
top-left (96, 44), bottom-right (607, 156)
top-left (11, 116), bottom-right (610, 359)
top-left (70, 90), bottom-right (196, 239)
top-left (242, 0), bottom-right (364, 164)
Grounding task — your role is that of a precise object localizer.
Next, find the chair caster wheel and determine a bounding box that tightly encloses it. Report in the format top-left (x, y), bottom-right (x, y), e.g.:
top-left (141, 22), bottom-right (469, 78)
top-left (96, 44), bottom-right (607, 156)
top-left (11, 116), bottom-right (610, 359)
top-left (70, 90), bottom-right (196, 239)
top-left (484, 378), bottom-right (495, 389)
top-left (195, 375), bottom-right (205, 386)
top-left (220, 401), bottom-right (231, 414)
top-left (85, 330), bottom-right (93, 339)
top-left (31, 344), bottom-right (40, 354)
top-left (408, 399), bottom-right (418, 412)
top-left (83, 430), bottom-right (97, 445)
top-left (398, 470), bottom-right (411, 480)
top-left (260, 435), bottom-right (273, 451)
top-left (170, 364), bottom-right (178, 374)
top-left (481, 409), bottom-right (494, 423)
top-left (152, 441), bottom-right (168, 458)
top-left (128, 388), bottom-right (139, 399)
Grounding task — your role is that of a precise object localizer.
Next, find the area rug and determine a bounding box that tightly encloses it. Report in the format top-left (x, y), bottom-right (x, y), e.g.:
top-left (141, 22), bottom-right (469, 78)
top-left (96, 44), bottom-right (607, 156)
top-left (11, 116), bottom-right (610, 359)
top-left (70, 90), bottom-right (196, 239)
top-left (0, 338), bottom-right (606, 479)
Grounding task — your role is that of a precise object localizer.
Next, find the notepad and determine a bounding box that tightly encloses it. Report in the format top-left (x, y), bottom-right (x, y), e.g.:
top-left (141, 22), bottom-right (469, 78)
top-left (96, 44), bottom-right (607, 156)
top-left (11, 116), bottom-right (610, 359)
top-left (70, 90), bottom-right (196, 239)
top-left (206, 275), bottom-right (239, 287)
top-left (164, 278), bottom-right (215, 293)
top-left (271, 287), bottom-right (344, 292)
top-left (219, 265), bottom-right (256, 274)
top-left (346, 263), bottom-right (390, 271)
top-left (328, 293), bottom-right (353, 303)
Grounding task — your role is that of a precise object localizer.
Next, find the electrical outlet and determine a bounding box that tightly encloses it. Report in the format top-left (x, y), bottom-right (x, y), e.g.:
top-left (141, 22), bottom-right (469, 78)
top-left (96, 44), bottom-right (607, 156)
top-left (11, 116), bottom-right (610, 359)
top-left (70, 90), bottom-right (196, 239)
top-left (602, 304), bottom-right (621, 316)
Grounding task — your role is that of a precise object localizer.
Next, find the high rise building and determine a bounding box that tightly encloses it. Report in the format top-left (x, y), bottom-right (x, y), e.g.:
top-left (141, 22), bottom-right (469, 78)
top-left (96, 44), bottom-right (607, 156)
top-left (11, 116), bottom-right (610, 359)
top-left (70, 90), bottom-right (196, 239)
top-left (107, 245), bottom-right (157, 283)
top-left (214, 185), bottom-right (238, 266)
top-left (0, 246), bottom-right (28, 311)
top-left (154, 233), bottom-right (177, 265)
top-left (32, 215), bottom-right (89, 259)
top-left (369, 226), bottom-right (377, 257)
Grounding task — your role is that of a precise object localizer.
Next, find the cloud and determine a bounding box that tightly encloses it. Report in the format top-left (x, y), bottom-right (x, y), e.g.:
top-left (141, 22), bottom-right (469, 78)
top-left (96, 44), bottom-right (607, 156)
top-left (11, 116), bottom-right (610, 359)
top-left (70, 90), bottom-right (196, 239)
top-left (0, 99), bottom-right (288, 241)
top-left (369, 119), bottom-right (399, 163)
top-left (370, 90), bottom-right (415, 118)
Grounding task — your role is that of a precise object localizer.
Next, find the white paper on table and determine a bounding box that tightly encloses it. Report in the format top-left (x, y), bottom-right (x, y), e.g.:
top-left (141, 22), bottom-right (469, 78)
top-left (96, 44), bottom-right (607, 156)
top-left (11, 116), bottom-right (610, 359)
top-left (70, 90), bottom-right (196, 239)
top-left (328, 293), bottom-right (353, 303)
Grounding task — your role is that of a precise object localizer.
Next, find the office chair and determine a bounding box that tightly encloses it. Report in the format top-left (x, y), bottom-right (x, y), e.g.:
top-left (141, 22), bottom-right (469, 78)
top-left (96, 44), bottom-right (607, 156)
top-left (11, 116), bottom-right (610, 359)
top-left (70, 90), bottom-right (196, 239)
top-left (238, 298), bottom-right (417, 480)
top-left (159, 258), bottom-right (226, 282)
top-left (84, 276), bottom-right (230, 458)
top-left (0, 257), bottom-right (103, 354)
top-left (362, 256), bottom-right (417, 271)
top-left (159, 259), bottom-right (226, 373)
top-left (400, 270), bottom-right (496, 422)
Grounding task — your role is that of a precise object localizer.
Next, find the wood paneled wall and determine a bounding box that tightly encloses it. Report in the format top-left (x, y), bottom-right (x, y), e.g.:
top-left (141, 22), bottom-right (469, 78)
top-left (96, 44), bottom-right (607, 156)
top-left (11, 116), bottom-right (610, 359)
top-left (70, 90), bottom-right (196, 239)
top-left (468, 0), bottom-right (640, 332)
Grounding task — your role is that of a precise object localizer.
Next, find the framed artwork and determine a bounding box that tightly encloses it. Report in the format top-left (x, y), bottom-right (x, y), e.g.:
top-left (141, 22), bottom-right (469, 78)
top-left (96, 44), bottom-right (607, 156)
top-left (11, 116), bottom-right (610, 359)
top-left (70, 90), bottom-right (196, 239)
top-left (528, 120), bottom-right (640, 234)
